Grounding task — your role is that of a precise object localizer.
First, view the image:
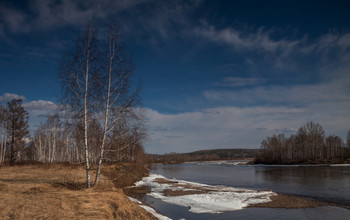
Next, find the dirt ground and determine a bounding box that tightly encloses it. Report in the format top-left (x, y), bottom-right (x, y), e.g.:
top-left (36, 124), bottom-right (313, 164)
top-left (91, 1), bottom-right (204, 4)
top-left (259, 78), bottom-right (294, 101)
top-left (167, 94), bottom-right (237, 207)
top-left (0, 164), bottom-right (157, 220)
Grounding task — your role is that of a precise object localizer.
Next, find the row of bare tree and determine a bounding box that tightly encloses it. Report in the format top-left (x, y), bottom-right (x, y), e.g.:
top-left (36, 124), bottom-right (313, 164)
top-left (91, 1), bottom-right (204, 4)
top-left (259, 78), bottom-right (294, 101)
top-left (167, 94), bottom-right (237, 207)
top-left (148, 149), bottom-right (259, 164)
top-left (256, 122), bottom-right (350, 164)
top-left (30, 113), bottom-right (145, 165)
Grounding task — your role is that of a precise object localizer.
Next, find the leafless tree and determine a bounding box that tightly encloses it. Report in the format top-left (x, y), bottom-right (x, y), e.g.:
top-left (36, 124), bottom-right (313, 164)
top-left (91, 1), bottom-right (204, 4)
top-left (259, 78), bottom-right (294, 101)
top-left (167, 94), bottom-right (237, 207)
top-left (91, 24), bottom-right (143, 185)
top-left (326, 135), bottom-right (344, 160)
top-left (59, 22), bottom-right (146, 187)
top-left (295, 122), bottom-right (325, 161)
top-left (60, 23), bottom-right (99, 188)
top-left (106, 115), bottom-right (146, 163)
top-left (0, 106), bottom-right (8, 165)
top-left (256, 122), bottom-right (348, 164)
top-left (32, 113), bottom-right (64, 164)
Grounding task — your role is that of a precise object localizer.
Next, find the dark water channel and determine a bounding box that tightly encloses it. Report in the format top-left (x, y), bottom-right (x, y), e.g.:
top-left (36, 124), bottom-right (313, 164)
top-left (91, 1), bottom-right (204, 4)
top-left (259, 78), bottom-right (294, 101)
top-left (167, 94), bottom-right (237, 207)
top-left (139, 162), bottom-right (350, 220)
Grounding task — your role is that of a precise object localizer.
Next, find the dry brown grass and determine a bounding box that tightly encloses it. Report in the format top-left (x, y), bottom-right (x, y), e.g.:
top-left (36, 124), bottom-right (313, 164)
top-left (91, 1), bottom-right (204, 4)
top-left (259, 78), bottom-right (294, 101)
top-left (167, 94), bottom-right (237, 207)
top-left (0, 164), bottom-right (157, 220)
top-left (100, 163), bottom-right (148, 188)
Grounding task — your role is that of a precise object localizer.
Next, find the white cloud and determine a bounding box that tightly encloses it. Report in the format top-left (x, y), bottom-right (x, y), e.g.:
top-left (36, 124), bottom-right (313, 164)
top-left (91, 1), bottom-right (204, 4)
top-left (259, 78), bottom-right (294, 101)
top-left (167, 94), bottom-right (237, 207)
top-left (0, 93), bottom-right (26, 102)
top-left (24, 100), bottom-right (57, 110)
top-left (24, 100), bottom-right (57, 118)
top-left (23, 100), bottom-right (58, 133)
top-left (144, 101), bottom-right (350, 154)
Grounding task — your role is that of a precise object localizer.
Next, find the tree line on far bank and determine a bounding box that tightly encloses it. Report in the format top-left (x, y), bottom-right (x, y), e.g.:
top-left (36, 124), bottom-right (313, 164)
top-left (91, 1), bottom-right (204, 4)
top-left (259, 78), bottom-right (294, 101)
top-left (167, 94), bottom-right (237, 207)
top-left (0, 22), bottom-right (146, 188)
top-left (147, 149), bottom-right (259, 164)
top-left (255, 121), bottom-right (350, 164)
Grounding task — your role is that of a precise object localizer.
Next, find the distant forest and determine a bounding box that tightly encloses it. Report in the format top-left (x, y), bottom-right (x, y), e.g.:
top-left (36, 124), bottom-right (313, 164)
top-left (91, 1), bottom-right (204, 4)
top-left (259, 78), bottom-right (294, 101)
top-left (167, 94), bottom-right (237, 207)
top-left (147, 149), bottom-right (259, 164)
top-left (148, 122), bottom-right (350, 165)
top-left (255, 122), bottom-right (350, 164)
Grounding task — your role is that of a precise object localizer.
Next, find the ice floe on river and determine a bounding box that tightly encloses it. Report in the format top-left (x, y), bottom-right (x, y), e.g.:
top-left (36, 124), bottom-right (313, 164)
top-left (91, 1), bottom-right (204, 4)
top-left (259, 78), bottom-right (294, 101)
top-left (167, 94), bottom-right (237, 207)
top-left (134, 173), bottom-right (276, 214)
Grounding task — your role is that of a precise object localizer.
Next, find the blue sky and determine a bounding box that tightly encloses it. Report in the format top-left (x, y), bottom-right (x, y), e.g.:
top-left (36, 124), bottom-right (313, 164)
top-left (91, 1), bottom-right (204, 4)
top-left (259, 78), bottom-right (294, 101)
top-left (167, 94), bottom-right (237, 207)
top-left (1, 0), bottom-right (350, 154)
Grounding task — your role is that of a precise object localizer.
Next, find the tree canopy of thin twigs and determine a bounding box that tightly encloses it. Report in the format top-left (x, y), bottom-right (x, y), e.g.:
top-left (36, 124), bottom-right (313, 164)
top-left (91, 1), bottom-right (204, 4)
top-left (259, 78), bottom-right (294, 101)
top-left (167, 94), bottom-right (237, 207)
top-left (59, 22), bottom-right (145, 188)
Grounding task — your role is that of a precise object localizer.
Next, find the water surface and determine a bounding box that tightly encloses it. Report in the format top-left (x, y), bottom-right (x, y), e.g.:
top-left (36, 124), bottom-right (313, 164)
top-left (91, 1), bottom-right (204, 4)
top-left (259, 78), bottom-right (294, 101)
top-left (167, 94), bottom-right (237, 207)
top-left (138, 162), bottom-right (350, 219)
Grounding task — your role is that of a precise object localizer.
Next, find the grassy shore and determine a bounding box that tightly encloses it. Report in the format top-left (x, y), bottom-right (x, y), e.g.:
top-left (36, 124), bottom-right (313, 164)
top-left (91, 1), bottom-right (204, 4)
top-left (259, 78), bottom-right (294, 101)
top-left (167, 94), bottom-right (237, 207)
top-left (0, 164), bottom-right (157, 220)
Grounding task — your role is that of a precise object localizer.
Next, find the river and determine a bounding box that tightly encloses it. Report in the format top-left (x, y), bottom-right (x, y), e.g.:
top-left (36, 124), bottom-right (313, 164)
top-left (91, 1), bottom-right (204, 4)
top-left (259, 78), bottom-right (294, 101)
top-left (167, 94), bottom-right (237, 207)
top-left (134, 161), bottom-right (350, 220)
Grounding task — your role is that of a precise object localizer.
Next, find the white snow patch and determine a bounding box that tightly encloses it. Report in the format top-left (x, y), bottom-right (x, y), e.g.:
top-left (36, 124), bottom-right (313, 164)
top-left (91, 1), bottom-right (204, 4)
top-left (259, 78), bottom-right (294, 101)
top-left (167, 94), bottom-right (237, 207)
top-left (198, 160), bottom-right (250, 166)
top-left (128, 197), bottom-right (171, 220)
top-left (134, 173), bottom-right (276, 214)
top-left (330, 164), bottom-right (350, 167)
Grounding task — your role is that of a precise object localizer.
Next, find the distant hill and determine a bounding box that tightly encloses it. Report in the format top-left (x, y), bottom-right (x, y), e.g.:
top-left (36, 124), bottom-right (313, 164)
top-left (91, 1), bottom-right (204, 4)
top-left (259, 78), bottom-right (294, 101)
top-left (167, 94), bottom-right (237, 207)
top-left (147, 148), bottom-right (259, 163)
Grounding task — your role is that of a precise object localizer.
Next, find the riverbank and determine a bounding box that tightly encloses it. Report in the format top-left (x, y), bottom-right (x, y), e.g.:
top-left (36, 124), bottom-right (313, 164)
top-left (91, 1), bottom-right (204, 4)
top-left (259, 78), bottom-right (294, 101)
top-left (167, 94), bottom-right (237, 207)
top-left (0, 164), bottom-right (157, 219)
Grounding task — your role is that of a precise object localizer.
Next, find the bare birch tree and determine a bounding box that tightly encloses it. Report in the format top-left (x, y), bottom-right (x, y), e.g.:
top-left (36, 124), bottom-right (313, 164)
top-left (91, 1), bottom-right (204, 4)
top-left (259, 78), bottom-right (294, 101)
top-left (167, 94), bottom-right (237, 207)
top-left (60, 23), bottom-right (99, 188)
top-left (60, 22), bottom-right (145, 187)
top-left (0, 106), bottom-right (8, 165)
top-left (94, 24), bottom-right (141, 185)
top-left (32, 114), bottom-right (63, 163)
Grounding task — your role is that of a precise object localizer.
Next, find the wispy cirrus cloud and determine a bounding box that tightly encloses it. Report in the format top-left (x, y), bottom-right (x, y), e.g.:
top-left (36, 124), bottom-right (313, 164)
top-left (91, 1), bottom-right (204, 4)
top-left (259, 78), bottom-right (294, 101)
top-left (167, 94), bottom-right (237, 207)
top-left (0, 0), bottom-right (201, 42)
top-left (194, 23), bottom-right (300, 53)
top-left (204, 79), bottom-right (350, 106)
top-left (0, 5), bottom-right (28, 33)
top-left (214, 77), bottom-right (264, 87)
top-left (0, 0), bottom-right (206, 55)
top-left (194, 23), bottom-right (350, 71)
top-left (0, 0), bottom-right (150, 35)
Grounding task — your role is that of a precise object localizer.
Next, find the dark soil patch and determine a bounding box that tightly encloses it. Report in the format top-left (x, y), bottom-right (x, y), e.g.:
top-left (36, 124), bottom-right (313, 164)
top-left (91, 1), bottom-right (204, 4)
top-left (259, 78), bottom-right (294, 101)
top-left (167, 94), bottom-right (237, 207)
top-left (250, 194), bottom-right (349, 209)
top-left (163, 189), bottom-right (209, 196)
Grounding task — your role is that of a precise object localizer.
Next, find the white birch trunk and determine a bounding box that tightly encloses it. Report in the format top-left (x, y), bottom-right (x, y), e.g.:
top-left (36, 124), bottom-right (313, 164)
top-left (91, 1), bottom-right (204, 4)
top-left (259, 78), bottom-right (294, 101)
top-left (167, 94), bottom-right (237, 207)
top-left (84, 27), bottom-right (91, 188)
top-left (94, 39), bottom-right (113, 186)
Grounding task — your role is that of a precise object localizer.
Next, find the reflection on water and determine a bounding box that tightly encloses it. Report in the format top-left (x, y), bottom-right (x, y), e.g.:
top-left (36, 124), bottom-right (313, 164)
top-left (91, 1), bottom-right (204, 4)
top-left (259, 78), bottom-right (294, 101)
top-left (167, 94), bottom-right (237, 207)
top-left (254, 166), bottom-right (350, 205)
top-left (257, 166), bottom-right (350, 182)
top-left (151, 163), bottom-right (350, 206)
top-left (143, 195), bottom-right (350, 220)
top-left (143, 162), bottom-right (350, 219)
